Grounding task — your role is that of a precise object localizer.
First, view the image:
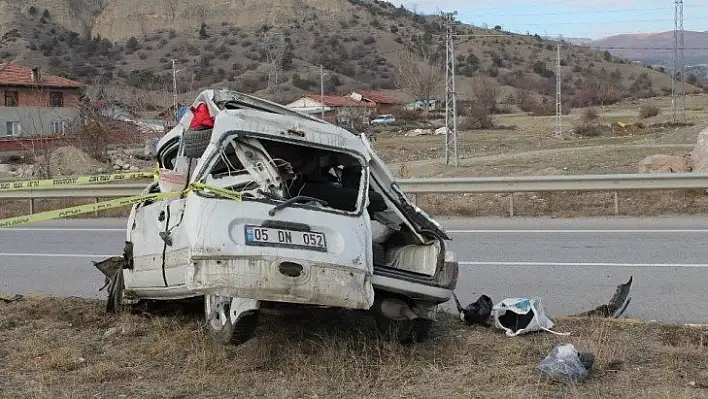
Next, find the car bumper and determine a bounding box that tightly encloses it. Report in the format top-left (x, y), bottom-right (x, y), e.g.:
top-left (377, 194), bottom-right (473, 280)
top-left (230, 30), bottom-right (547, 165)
top-left (372, 260), bottom-right (458, 304)
top-left (371, 274), bottom-right (453, 304)
top-left (185, 254), bottom-right (375, 310)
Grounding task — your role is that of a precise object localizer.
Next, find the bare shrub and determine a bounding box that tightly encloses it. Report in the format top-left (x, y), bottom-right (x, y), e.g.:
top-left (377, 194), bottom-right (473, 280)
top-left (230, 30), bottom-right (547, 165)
top-left (459, 103), bottom-right (493, 130)
top-left (396, 108), bottom-right (423, 121)
top-left (0, 153), bottom-right (34, 164)
top-left (528, 102), bottom-right (555, 116)
top-left (639, 104), bottom-right (660, 119)
top-left (574, 123), bottom-right (603, 137)
top-left (583, 108), bottom-right (599, 121)
top-left (470, 76), bottom-right (498, 113)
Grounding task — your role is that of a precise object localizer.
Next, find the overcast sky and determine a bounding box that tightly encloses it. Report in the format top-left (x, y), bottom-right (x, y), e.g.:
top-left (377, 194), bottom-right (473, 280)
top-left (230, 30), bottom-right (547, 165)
top-left (389, 0), bottom-right (708, 39)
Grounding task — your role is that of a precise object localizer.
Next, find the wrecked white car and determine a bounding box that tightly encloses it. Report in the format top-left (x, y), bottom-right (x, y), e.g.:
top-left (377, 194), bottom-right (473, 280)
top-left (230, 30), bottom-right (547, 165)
top-left (96, 89), bottom-right (459, 345)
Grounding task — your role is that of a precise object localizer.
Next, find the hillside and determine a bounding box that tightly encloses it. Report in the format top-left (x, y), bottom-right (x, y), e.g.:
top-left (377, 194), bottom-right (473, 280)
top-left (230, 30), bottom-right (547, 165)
top-left (0, 0), bottom-right (700, 113)
top-left (588, 31), bottom-right (708, 66)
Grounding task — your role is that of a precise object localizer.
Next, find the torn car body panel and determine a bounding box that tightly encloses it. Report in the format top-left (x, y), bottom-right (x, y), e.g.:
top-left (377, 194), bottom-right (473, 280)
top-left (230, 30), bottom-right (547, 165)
top-left (571, 277), bottom-right (633, 318)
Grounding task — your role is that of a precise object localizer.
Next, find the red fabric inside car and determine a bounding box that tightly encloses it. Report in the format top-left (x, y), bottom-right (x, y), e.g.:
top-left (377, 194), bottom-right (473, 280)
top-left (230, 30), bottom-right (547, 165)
top-left (189, 103), bottom-right (214, 129)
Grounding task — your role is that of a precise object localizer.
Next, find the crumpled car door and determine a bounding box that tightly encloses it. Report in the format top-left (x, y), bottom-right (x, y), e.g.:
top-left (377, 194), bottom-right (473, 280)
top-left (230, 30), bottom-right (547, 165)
top-left (359, 133), bottom-right (449, 242)
top-left (126, 193), bottom-right (171, 288)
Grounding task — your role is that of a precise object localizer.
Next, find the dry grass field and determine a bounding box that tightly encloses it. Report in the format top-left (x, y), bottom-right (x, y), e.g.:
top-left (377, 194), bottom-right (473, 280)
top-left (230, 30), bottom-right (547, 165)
top-left (370, 94), bottom-right (708, 217)
top-left (1, 297), bottom-right (707, 398)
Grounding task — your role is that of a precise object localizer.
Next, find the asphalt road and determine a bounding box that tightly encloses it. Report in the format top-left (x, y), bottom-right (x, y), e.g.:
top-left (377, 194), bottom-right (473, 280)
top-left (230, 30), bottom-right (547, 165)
top-left (2, 216), bottom-right (707, 324)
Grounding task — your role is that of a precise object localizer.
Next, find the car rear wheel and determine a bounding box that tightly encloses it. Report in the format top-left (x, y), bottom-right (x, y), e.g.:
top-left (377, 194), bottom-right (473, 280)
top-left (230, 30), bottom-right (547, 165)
top-left (375, 313), bottom-right (433, 344)
top-left (373, 299), bottom-right (435, 344)
top-left (204, 295), bottom-right (259, 346)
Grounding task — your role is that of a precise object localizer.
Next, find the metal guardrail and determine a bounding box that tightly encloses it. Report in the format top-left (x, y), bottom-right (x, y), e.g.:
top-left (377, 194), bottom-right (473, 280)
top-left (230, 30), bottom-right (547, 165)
top-left (1, 173), bottom-right (708, 217)
top-left (396, 173), bottom-right (708, 193)
top-left (0, 184), bottom-right (147, 199)
top-left (396, 173), bottom-right (708, 216)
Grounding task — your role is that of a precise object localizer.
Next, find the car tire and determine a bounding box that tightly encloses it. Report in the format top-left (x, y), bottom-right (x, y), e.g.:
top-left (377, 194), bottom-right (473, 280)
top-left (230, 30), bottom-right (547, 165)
top-left (183, 128), bottom-right (212, 159)
top-left (375, 313), bottom-right (433, 344)
top-left (215, 312), bottom-right (259, 346)
top-left (205, 295), bottom-right (259, 346)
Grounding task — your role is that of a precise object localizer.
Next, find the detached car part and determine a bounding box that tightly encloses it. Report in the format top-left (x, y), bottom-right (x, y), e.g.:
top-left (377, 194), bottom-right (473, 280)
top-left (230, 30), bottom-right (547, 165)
top-left (571, 276), bottom-right (633, 318)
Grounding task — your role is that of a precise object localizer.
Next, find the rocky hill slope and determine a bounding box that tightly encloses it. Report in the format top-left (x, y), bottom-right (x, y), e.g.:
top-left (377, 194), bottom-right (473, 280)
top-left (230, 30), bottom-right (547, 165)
top-left (0, 0), bottom-right (699, 112)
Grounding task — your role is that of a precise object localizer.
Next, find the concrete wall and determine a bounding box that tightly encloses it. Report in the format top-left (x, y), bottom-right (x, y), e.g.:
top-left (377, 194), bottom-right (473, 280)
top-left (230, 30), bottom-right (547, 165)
top-left (0, 107), bottom-right (79, 136)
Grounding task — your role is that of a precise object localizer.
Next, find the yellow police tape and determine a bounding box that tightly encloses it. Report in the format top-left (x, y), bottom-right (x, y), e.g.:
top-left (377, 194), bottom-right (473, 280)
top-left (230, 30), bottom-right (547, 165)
top-left (0, 183), bottom-right (242, 229)
top-left (0, 171), bottom-right (156, 192)
top-left (191, 182), bottom-right (242, 201)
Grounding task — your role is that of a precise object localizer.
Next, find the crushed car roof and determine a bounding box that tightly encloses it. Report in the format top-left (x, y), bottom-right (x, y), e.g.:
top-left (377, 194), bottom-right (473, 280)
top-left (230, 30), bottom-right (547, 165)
top-left (212, 109), bottom-right (371, 158)
top-left (158, 89), bottom-right (368, 157)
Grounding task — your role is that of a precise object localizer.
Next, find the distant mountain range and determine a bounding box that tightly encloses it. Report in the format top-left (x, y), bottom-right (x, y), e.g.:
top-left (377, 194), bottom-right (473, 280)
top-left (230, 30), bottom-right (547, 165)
top-left (586, 31), bottom-right (708, 66)
top-left (562, 37), bottom-right (594, 46)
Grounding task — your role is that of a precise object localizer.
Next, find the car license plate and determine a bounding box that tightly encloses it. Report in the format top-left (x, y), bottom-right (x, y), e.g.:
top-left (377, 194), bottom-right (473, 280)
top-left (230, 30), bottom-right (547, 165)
top-left (244, 225), bottom-right (327, 252)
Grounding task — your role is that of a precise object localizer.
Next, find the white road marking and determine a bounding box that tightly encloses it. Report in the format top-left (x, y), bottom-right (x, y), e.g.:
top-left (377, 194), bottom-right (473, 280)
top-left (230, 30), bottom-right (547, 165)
top-left (1, 227), bottom-right (707, 234)
top-left (460, 261), bottom-right (708, 268)
top-left (0, 228), bottom-right (123, 232)
top-left (0, 253), bottom-right (117, 258)
top-left (448, 229), bottom-right (708, 234)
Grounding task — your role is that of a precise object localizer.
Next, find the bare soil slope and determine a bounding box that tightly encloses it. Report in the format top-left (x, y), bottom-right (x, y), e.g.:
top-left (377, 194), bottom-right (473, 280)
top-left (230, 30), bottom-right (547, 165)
top-left (0, 0), bottom-right (699, 108)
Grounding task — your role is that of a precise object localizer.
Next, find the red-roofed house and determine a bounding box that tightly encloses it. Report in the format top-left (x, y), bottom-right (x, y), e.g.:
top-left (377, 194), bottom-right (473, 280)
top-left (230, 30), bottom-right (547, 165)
top-left (284, 94), bottom-right (376, 126)
top-left (349, 90), bottom-right (403, 115)
top-left (0, 63), bottom-right (84, 137)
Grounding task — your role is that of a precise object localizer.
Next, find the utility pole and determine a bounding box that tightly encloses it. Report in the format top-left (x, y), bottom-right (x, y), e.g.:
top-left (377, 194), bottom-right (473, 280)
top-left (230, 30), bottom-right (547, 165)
top-left (320, 64), bottom-right (325, 119)
top-left (443, 12), bottom-right (459, 167)
top-left (172, 59), bottom-right (178, 112)
top-left (672, 0), bottom-right (686, 122)
top-left (555, 44), bottom-right (562, 138)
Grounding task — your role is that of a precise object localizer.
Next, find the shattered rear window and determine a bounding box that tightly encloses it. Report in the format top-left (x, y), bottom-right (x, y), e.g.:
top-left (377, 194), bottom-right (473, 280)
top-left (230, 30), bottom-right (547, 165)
top-left (202, 135), bottom-right (367, 215)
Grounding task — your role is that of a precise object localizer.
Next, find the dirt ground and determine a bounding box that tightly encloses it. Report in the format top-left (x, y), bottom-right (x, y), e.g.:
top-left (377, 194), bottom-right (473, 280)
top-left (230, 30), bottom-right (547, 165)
top-left (0, 297), bottom-right (707, 398)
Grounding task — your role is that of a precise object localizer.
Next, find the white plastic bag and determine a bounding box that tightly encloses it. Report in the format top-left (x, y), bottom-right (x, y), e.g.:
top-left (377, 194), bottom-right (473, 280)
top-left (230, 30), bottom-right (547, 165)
top-left (492, 297), bottom-right (569, 337)
top-left (539, 344), bottom-right (589, 383)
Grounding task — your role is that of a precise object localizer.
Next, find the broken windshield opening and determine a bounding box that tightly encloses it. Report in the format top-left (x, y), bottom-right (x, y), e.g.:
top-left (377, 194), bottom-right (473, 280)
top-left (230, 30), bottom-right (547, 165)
top-left (200, 135), bottom-right (367, 215)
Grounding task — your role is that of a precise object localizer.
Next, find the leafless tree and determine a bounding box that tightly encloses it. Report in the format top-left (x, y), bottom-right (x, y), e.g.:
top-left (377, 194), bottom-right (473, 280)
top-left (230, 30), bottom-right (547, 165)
top-left (392, 46), bottom-right (444, 111)
top-left (516, 87), bottom-right (535, 113)
top-left (71, 98), bottom-right (134, 162)
top-left (261, 34), bottom-right (287, 96)
top-left (470, 76), bottom-right (498, 113)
